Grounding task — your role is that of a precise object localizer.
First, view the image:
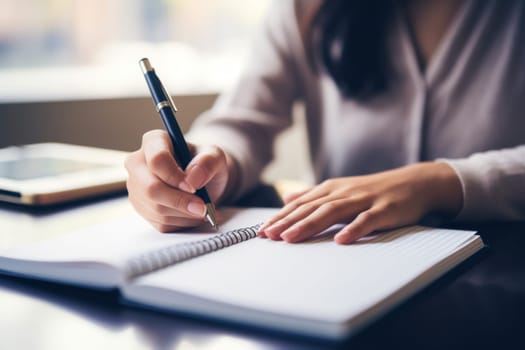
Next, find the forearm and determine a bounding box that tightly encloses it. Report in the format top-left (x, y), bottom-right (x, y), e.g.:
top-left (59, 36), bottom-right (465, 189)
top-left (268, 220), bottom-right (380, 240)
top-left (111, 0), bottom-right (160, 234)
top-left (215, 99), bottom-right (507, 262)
top-left (185, 2), bottom-right (302, 201)
top-left (218, 150), bottom-right (242, 204)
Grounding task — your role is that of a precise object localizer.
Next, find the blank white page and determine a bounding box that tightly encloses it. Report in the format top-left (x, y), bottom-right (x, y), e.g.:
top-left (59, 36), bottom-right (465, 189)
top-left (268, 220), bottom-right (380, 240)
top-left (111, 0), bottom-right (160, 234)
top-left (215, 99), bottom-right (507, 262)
top-left (129, 225), bottom-right (480, 324)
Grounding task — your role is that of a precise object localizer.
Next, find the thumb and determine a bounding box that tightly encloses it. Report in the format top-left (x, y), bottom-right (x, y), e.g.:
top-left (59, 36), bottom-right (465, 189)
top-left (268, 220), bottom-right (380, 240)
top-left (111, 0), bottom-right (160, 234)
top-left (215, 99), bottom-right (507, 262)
top-left (184, 145), bottom-right (228, 192)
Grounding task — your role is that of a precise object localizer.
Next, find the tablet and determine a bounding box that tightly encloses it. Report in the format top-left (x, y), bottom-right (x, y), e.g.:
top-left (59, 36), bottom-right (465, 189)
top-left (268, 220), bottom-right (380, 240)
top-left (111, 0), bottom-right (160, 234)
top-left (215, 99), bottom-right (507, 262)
top-left (0, 143), bottom-right (128, 206)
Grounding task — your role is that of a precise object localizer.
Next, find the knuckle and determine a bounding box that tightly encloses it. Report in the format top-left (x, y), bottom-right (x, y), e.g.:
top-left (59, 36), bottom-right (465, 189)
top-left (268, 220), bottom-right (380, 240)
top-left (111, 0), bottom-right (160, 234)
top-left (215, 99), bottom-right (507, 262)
top-left (349, 191), bottom-right (369, 202)
top-left (339, 225), bottom-right (353, 236)
top-left (149, 154), bottom-right (183, 186)
top-left (144, 178), bottom-right (164, 199)
top-left (288, 198), bottom-right (306, 210)
top-left (360, 208), bottom-right (382, 223)
top-left (202, 144), bottom-right (222, 156)
top-left (124, 151), bottom-right (139, 172)
top-left (275, 217), bottom-right (291, 228)
top-left (142, 129), bottom-right (164, 143)
top-left (319, 201), bottom-right (339, 213)
top-left (149, 149), bottom-right (172, 170)
top-left (164, 172), bottom-right (181, 188)
top-left (124, 155), bottom-right (132, 171)
top-left (172, 193), bottom-right (191, 211)
top-left (212, 146), bottom-right (226, 162)
top-left (358, 211), bottom-right (374, 223)
top-left (321, 178), bottom-right (336, 188)
top-left (155, 223), bottom-right (174, 233)
top-left (283, 202), bottom-right (299, 213)
top-left (196, 152), bottom-right (223, 173)
top-left (320, 179), bottom-right (331, 186)
top-left (187, 143), bottom-right (197, 156)
top-left (127, 194), bottom-right (139, 210)
top-left (125, 177), bottom-right (133, 193)
top-left (295, 219), bottom-right (315, 233)
top-left (151, 203), bottom-right (167, 216)
top-left (288, 201), bottom-right (301, 210)
top-left (300, 202), bottom-right (317, 213)
top-left (380, 200), bottom-right (399, 212)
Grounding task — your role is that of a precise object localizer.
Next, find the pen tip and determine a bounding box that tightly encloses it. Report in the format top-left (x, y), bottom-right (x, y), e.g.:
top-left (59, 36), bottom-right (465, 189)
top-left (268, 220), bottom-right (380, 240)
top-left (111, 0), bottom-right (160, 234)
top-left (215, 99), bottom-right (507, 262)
top-left (205, 203), bottom-right (219, 231)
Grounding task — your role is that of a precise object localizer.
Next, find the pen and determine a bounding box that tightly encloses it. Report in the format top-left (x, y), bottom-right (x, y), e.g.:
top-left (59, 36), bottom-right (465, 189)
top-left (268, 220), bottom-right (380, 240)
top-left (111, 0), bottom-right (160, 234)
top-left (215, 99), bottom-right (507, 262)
top-left (139, 58), bottom-right (219, 230)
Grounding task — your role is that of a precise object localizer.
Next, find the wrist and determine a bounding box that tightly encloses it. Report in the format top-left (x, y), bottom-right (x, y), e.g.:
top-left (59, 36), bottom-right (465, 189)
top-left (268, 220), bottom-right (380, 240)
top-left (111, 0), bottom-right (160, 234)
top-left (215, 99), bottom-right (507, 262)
top-left (219, 151), bottom-right (241, 204)
top-left (425, 162), bottom-right (463, 217)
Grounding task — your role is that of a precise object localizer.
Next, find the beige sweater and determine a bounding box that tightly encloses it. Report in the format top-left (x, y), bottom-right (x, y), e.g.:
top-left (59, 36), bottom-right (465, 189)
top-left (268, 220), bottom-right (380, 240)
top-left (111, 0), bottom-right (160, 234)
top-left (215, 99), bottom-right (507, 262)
top-left (188, 0), bottom-right (525, 221)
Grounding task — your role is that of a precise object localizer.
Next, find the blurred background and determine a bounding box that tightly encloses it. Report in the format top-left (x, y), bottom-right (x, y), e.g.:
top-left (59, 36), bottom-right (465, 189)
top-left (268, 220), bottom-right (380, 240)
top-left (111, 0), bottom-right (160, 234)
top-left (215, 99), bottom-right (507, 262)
top-left (0, 0), bottom-right (311, 184)
top-left (0, 0), bottom-right (269, 101)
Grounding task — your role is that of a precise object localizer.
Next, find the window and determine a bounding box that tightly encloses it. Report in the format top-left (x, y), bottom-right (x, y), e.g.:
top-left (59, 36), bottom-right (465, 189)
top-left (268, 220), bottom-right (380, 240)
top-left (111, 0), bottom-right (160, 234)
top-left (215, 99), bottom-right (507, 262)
top-left (0, 0), bottom-right (270, 102)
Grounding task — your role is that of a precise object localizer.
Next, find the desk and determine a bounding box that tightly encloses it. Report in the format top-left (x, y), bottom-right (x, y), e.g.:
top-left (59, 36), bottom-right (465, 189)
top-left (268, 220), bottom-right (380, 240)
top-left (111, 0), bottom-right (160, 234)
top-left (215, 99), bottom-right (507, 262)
top-left (0, 190), bottom-right (524, 350)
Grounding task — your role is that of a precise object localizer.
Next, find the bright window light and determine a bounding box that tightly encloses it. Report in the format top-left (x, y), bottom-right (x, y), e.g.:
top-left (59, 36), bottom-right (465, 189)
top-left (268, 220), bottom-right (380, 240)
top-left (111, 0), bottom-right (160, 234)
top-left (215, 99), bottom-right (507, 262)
top-left (0, 0), bottom-right (271, 102)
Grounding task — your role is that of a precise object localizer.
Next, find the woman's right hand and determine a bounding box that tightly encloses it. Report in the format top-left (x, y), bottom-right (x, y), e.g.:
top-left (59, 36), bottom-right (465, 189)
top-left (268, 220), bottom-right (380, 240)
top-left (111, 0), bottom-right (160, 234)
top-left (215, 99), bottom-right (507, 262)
top-left (125, 129), bottom-right (235, 232)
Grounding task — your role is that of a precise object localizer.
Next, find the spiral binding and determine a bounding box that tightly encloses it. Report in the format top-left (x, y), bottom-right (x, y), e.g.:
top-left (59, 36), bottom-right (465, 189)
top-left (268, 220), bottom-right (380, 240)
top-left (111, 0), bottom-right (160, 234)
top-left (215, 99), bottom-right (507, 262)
top-left (124, 223), bottom-right (262, 279)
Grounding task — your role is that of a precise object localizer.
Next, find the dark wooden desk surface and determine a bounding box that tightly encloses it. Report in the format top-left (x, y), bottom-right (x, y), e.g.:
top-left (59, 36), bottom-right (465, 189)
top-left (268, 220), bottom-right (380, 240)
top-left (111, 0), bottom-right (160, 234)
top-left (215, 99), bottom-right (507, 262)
top-left (0, 189), bottom-right (524, 350)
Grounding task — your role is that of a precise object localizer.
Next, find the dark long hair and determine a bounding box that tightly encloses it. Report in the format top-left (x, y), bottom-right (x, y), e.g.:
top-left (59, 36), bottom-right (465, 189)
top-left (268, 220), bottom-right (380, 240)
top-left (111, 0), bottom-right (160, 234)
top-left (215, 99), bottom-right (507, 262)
top-left (308, 0), bottom-right (396, 100)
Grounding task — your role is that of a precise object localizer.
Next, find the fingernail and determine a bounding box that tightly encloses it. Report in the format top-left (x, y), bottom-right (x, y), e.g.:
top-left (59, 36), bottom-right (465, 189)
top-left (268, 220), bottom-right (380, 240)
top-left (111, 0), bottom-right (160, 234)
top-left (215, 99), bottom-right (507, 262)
top-left (334, 233), bottom-right (352, 245)
top-left (266, 224), bottom-right (287, 240)
top-left (263, 225), bottom-right (277, 237)
top-left (265, 220), bottom-right (286, 235)
top-left (258, 223), bottom-right (269, 232)
top-left (187, 165), bottom-right (207, 189)
top-left (280, 227), bottom-right (299, 242)
top-left (179, 181), bottom-right (194, 193)
top-left (187, 201), bottom-right (206, 216)
top-left (179, 181), bottom-right (195, 193)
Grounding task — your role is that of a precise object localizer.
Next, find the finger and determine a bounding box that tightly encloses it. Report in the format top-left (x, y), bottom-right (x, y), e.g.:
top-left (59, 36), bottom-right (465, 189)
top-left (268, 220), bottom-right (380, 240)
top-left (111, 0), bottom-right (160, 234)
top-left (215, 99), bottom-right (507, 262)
top-left (147, 217), bottom-right (205, 233)
top-left (129, 195), bottom-right (204, 231)
top-left (263, 198), bottom-right (328, 240)
top-left (124, 149), bottom-right (145, 177)
top-left (282, 187), bottom-right (312, 204)
top-left (258, 186), bottom-right (331, 235)
top-left (280, 199), bottom-right (366, 243)
top-left (334, 206), bottom-right (394, 244)
top-left (129, 192), bottom-right (205, 227)
top-left (130, 159), bottom-right (207, 218)
top-left (265, 192), bottom-right (372, 241)
top-left (146, 181), bottom-right (207, 218)
top-left (132, 202), bottom-right (204, 231)
top-left (128, 191), bottom-right (198, 220)
top-left (142, 130), bottom-right (192, 192)
top-left (184, 145), bottom-right (227, 191)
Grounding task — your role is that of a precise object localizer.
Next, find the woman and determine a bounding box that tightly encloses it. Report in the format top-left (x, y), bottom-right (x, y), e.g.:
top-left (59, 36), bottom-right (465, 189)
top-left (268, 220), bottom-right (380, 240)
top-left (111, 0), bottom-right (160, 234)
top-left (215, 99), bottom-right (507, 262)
top-left (125, 0), bottom-right (525, 244)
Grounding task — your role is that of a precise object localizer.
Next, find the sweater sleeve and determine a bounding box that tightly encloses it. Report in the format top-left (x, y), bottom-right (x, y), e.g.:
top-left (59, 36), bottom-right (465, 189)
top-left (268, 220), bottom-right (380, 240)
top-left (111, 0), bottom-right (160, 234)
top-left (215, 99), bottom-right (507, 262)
top-left (442, 145), bottom-right (525, 221)
top-left (185, 1), bottom-right (304, 201)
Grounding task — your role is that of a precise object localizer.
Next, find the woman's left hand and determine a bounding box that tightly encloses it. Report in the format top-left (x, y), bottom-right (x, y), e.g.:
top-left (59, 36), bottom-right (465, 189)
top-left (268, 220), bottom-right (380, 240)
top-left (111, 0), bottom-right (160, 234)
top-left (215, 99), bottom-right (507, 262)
top-left (258, 162), bottom-right (463, 244)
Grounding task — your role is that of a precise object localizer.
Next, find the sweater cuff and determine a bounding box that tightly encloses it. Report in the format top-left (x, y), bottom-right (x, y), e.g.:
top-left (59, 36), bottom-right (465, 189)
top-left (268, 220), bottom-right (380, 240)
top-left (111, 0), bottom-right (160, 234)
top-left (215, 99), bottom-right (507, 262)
top-left (439, 159), bottom-right (486, 221)
top-left (440, 147), bottom-right (525, 221)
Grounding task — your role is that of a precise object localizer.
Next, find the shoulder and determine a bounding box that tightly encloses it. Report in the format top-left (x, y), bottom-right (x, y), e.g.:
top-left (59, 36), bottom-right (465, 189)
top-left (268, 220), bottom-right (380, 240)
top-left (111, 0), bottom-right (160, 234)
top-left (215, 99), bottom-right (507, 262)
top-left (263, 0), bottom-right (322, 43)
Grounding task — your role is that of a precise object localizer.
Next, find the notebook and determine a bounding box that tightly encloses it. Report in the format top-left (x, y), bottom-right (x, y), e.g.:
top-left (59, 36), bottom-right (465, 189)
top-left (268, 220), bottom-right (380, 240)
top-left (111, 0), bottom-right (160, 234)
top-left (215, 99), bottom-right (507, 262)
top-left (0, 207), bottom-right (484, 339)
